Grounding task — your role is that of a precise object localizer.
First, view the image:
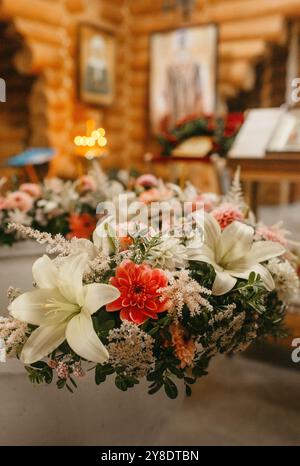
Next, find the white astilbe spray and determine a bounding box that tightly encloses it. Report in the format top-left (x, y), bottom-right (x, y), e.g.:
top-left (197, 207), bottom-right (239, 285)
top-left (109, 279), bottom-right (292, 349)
top-left (107, 322), bottom-right (155, 378)
top-left (208, 303), bottom-right (236, 326)
top-left (267, 258), bottom-right (300, 302)
top-left (0, 317), bottom-right (28, 358)
top-left (84, 255), bottom-right (111, 283)
top-left (7, 223), bottom-right (71, 255)
top-left (146, 236), bottom-right (187, 270)
top-left (6, 211), bottom-right (32, 233)
top-left (162, 270), bottom-right (213, 322)
top-left (7, 286), bottom-right (22, 303)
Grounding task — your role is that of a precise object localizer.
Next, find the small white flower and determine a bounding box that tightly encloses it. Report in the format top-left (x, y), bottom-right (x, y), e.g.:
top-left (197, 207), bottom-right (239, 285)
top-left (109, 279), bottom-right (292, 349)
top-left (9, 253), bottom-right (120, 364)
top-left (267, 258), bottom-right (300, 302)
top-left (187, 213), bottom-right (285, 295)
top-left (7, 210), bottom-right (32, 227)
top-left (147, 236), bottom-right (187, 270)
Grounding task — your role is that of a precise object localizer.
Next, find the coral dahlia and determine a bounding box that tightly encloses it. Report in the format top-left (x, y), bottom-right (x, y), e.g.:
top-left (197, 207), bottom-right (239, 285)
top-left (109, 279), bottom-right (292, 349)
top-left (106, 259), bottom-right (170, 324)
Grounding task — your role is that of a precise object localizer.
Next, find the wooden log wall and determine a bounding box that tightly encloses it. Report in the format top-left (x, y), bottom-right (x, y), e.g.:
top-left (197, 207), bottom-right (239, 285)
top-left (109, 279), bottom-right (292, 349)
top-left (1, 0), bottom-right (300, 175)
top-left (123, 0), bottom-right (300, 166)
top-left (0, 0), bottom-right (127, 178)
top-left (0, 22), bottom-right (35, 178)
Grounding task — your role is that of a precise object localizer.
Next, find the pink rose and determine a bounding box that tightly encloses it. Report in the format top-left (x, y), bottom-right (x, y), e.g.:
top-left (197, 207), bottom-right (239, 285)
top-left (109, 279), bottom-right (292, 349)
top-left (20, 183), bottom-right (41, 199)
top-left (5, 191), bottom-right (34, 212)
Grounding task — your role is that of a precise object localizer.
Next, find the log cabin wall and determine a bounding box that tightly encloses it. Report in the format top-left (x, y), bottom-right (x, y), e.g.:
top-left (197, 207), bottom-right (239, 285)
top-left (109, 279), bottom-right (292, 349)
top-left (1, 1), bottom-right (300, 177)
top-left (0, 0), bottom-right (127, 179)
top-left (123, 0), bottom-right (300, 170)
top-left (0, 22), bottom-right (36, 179)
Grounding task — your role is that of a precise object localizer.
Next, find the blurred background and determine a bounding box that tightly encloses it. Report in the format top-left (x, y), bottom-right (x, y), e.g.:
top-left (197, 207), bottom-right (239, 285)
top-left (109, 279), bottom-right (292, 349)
top-left (0, 0), bottom-right (300, 446)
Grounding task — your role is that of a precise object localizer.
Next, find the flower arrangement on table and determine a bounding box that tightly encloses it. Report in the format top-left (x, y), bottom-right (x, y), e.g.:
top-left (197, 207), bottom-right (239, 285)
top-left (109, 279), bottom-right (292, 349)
top-left (0, 171), bottom-right (125, 246)
top-left (0, 171), bottom-right (299, 399)
top-left (157, 113), bottom-right (244, 157)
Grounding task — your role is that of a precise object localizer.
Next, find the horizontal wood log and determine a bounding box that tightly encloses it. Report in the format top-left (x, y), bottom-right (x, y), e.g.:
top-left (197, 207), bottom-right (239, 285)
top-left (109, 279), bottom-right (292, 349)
top-left (219, 40), bottom-right (266, 61)
top-left (64, 0), bottom-right (85, 13)
top-left (219, 82), bottom-right (239, 98)
top-left (129, 72), bottom-right (148, 87)
top-left (0, 0), bottom-right (67, 26)
top-left (13, 17), bottom-right (65, 46)
top-left (130, 0), bottom-right (205, 14)
top-left (131, 52), bottom-right (149, 70)
top-left (220, 15), bottom-right (286, 43)
top-left (0, 126), bottom-right (27, 141)
top-left (29, 87), bottom-right (72, 111)
top-left (219, 60), bottom-right (255, 91)
top-left (130, 0), bottom-right (300, 23)
top-left (0, 111), bottom-right (27, 125)
top-left (129, 126), bottom-right (148, 140)
top-left (209, 0), bottom-right (300, 23)
top-left (0, 142), bottom-right (24, 158)
top-left (130, 13), bottom-right (286, 44)
top-left (14, 41), bottom-right (62, 74)
top-left (100, 2), bottom-right (124, 24)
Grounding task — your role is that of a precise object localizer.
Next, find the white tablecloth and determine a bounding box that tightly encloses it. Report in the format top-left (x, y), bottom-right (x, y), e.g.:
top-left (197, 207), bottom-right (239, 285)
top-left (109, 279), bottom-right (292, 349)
top-left (0, 241), bottom-right (46, 313)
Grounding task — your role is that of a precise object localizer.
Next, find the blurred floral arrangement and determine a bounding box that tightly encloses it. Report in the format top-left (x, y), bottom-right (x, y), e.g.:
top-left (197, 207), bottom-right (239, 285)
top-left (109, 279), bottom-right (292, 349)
top-left (0, 170), bottom-right (125, 246)
top-left (157, 113), bottom-right (244, 157)
top-left (0, 171), bottom-right (299, 399)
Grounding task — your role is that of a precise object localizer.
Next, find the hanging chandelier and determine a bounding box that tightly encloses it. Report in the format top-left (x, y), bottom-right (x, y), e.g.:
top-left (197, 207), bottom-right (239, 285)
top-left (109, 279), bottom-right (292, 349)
top-left (163, 0), bottom-right (196, 19)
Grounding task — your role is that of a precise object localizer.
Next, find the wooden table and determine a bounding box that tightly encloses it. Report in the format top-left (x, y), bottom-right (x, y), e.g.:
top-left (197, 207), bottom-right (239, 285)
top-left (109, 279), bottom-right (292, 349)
top-left (227, 152), bottom-right (300, 212)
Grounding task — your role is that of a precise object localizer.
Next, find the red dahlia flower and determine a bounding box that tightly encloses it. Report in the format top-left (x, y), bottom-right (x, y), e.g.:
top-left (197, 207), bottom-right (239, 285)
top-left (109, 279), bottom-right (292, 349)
top-left (106, 259), bottom-right (170, 324)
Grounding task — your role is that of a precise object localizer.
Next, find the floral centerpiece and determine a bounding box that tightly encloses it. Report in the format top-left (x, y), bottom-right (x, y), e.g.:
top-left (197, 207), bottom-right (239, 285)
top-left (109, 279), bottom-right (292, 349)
top-left (0, 170), bottom-right (125, 246)
top-left (157, 113), bottom-right (244, 157)
top-left (0, 172), bottom-right (298, 398)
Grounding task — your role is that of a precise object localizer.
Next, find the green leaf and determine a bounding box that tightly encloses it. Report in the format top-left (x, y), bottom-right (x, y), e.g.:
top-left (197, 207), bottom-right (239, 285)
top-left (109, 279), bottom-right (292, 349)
top-left (164, 377), bottom-right (178, 399)
top-left (148, 381), bottom-right (163, 395)
top-left (115, 375), bottom-right (128, 391)
top-left (185, 384), bottom-right (192, 397)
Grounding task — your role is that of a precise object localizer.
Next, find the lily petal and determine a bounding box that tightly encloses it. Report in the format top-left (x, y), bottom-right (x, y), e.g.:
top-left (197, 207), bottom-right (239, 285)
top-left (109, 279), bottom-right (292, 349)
top-left (212, 270), bottom-right (237, 296)
top-left (58, 253), bottom-right (88, 305)
top-left (219, 221), bottom-right (254, 264)
top-left (230, 264), bottom-right (275, 291)
top-left (9, 289), bottom-right (64, 326)
top-left (203, 213), bottom-right (221, 251)
top-left (66, 311), bottom-right (109, 363)
top-left (32, 255), bottom-right (58, 289)
top-left (187, 243), bottom-right (216, 265)
top-left (20, 323), bottom-right (67, 364)
top-left (246, 241), bottom-right (285, 265)
top-left (250, 264), bottom-right (275, 291)
top-left (83, 283), bottom-right (120, 315)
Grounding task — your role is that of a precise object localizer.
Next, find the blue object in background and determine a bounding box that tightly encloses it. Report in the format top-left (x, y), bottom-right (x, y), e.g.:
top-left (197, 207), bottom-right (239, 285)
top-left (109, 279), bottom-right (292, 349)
top-left (6, 148), bottom-right (56, 167)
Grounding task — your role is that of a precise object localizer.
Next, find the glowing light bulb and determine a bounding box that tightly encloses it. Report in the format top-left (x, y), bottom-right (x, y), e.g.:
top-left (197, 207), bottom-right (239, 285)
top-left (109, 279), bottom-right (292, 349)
top-left (98, 137), bottom-right (107, 147)
top-left (74, 136), bottom-right (82, 146)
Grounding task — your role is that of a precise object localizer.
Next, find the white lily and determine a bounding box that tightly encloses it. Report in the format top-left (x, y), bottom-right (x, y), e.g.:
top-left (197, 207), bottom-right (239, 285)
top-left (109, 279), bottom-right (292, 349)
top-left (187, 214), bottom-right (285, 296)
top-left (9, 253), bottom-right (120, 364)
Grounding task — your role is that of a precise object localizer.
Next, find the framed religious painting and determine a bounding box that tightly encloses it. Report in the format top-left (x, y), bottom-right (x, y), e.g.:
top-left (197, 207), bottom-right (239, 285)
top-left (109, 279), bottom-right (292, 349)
top-left (150, 24), bottom-right (218, 134)
top-left (78, 23), bottom-right (116, 106)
